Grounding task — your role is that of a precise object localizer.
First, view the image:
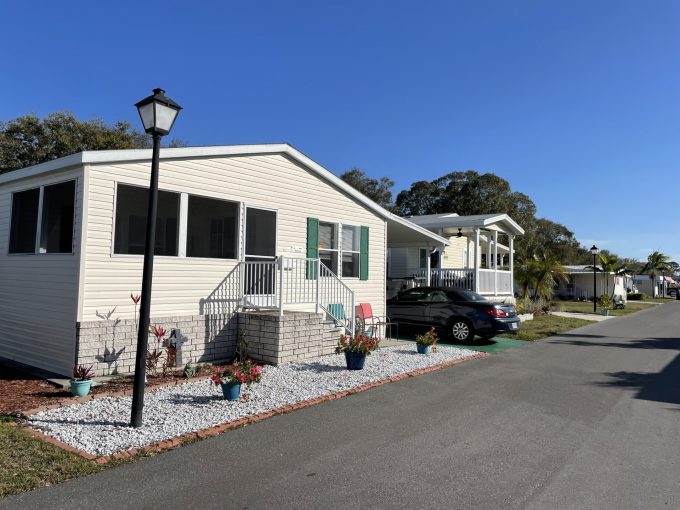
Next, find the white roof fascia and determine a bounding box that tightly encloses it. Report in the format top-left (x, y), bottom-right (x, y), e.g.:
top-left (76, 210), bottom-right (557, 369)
top-left (408, 213), bottom-right (525, 236)
top-left (0, 144), bottom-right (450, 247)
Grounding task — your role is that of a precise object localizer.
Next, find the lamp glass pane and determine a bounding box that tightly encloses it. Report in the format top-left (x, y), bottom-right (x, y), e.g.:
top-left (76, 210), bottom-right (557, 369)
top-left (155, 103), bottom-right (178, 132)
top-left (137, 103), bottom-right (155, 131)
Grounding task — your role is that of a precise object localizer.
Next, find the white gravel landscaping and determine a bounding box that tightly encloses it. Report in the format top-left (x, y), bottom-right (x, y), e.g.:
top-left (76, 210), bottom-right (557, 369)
top-left (28, 345), bottom-right (478, 456)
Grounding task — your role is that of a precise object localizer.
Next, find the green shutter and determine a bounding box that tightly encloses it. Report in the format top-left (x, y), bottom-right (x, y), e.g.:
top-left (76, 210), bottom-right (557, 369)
top-left (306, 217), bottom-right (319, 279)
top-left (360, 226), bottom-right (369, 281)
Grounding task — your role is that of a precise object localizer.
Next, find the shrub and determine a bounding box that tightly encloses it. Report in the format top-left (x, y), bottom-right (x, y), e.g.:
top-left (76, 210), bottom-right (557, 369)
top-left (516, 297), bottom-right (552, 315)
top-left (415, 327), bottom-right (438, 347)
top-left (598, 294), bottom-right (613, 310)
top-left (627, 292), bottom-right (648, 301)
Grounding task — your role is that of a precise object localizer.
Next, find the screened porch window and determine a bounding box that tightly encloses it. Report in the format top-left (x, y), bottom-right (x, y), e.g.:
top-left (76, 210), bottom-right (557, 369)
top-left (114, 184), bottom-right (179, 256)
top-left (186, 195), bottom-right (238, 259)
top-left (8, 181), bottom-right (76, 254)
top-left (8, 188), bottom-right (40, 254)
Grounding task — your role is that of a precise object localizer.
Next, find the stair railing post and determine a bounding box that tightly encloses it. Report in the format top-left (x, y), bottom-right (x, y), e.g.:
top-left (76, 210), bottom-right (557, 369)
top-left (315, 258), bottom-right (320, 314)
top-left (278, 256), bottom-right (284, 318)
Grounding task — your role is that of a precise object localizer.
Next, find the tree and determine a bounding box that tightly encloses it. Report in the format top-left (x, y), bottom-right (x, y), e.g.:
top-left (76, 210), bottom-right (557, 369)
top-left (339, 168), bottom-right (395, 209)
top-left (530, 251), bottom-right (569, 301)
top-left (641, 251), bottom-right (671, 296)
top-left (587, 253), bottom-right (629, 297)
top-left (0, 112), bottom-right (187, 173)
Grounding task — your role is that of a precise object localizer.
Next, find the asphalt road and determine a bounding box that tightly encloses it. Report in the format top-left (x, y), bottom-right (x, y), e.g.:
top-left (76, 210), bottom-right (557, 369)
top-left (4, 302), bottom-right (680, 509)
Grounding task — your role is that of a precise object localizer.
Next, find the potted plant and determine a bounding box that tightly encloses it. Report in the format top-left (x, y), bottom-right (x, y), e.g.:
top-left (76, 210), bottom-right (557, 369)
top-left (598, 294), bottom-right (613, 316)
top-left (415, 327), bottom-right (438, 354)
top-left (335, 331), bottom-right (380, 370)
top-left (70, 365), bottom-right (94, 397)
top-left (210, 358), bottom-right (262, 401)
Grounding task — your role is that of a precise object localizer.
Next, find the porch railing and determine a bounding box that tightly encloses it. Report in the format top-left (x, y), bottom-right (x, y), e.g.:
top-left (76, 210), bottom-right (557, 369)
top-left (407, 267), bottom-right (513, 295)
top-left (240, 256), bottom-right (354, 336)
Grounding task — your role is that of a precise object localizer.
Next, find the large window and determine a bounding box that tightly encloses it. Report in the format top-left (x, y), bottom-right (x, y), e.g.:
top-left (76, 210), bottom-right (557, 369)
top-left (318, 221), bottom-right (338, 273)
top-left (8, 181), bottom-right (76, 254)
top-left (40, 181), bottom-right (75, 253)
top-left (342, 225), bottom-right (360, 278)
top-left (114, 184), bottom-right (179, 256)
top-left (9, 188), bottom-right (40, 254)
top-left (187, 195), bottom-right (238, 259)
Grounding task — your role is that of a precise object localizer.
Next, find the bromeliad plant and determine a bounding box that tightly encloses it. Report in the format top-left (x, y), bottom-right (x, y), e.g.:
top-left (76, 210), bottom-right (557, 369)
top-left (415, 327), bottom-right (438, 352)
top-left (210, 358), bottom-right (263, 388)
top-left (72, 364), bottom-right (94, 381)
top-left (335, 331), bottom-right (380, 356)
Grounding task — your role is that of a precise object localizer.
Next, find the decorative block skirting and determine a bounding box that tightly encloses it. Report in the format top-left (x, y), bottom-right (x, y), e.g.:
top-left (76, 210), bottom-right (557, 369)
top-left (75, 310), bottom-right (343, 376)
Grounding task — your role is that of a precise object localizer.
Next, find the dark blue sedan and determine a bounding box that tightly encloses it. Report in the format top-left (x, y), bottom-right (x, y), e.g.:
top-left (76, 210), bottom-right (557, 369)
top-left (386, 287), bottom-right (520, 342)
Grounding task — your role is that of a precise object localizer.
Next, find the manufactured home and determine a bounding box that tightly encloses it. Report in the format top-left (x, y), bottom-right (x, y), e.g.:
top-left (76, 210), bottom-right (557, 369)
top-left (554, 265), bottom-right (628, 301)
top-left (387, 212), bottom-right (524, 303)
top-left (0, 144), bottom-right (447, 376)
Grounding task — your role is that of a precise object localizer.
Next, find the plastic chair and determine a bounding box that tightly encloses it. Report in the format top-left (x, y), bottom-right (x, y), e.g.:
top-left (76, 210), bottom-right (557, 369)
top-left (327, 303), bottom-right (347, 328)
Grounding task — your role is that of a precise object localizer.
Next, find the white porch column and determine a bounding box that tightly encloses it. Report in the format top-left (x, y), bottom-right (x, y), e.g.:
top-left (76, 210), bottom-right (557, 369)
top-left (509, 234), bottom-right (515, 297)
top-left (473, 228), bottom-right (480, 293)
top-left (426, 246), bottom-right (431, 286)
top-left (493, 230), bottom-right (498, 296)
top-left (486, 236), bottom-right (492, 269)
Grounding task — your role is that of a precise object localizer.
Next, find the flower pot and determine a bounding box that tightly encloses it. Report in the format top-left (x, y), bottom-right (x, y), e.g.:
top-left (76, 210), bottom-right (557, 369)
top-left (221, 382), bottom-right (241, 401)
top-left (600, 309), bottom-right (610, 316)
top-left (416, 344), bottom-right (432, 354)
top-left (344, 351), bottom-right (366, 370)
top-left (70, 379), bottom-right (92, 397)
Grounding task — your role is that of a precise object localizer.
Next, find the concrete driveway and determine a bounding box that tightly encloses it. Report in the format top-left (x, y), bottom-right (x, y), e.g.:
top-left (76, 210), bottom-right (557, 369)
top-left (3, 302), bottom-right (680, 509)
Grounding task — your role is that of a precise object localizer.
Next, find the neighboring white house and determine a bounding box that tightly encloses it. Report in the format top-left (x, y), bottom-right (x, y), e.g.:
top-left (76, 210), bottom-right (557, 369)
top-left (633, 274), bottom-right (674, 297)
top-left (387, 213), bottom-right (524, 303)
top-left (0, 144), bottom-right (447, 376)
top-left (555, 265), bottom-right (628, 301)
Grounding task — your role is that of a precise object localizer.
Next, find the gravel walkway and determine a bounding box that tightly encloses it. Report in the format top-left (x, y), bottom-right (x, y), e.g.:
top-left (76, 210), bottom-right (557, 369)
top-left (28, 346), bottom-right (477, 456)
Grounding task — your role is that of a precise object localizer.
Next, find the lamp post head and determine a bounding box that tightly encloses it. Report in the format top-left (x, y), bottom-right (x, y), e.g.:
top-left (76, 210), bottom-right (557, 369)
top-left (135, 88), bottom-right (182, 136)
top-left (590, 245), bottom-right (599, 255)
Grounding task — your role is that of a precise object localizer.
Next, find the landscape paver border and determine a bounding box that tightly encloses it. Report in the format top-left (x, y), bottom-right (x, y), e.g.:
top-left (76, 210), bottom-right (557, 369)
top-left (18, 352), bottom-right (488, 463)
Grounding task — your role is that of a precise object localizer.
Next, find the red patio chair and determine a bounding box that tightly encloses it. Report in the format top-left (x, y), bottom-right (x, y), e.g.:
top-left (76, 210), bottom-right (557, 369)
top-left (355, 303), bottom-right (396, 340)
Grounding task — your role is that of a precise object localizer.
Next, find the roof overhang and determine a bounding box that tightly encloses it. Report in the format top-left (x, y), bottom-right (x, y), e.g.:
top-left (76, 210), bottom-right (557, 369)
top-left (0, 143), bottom-right (449, 247)
top-left (407, 213), bottom-right (525, 236)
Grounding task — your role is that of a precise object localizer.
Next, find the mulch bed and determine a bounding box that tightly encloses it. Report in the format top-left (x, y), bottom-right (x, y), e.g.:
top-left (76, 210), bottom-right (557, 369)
top-left (0, 364), bottom-right (203, 416)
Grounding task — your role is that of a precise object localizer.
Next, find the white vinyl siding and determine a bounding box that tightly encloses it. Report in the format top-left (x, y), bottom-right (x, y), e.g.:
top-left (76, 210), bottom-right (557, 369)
top-left (441, 236), bottom-right (469, 268)
top-left (0, 168), bottom-right (83, 375)
top-left (80, 154), bottom-right (386, 322)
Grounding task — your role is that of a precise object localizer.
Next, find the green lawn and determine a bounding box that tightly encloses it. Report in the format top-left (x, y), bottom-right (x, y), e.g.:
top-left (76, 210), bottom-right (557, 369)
top-left (635, 297), bottom-right (676, 304)
top-left (556, 301), bottom-right (655, 316)
top-left (0, 416), bottom-right (105, 497)
top-left (497, 315), bottom-right (595, 341)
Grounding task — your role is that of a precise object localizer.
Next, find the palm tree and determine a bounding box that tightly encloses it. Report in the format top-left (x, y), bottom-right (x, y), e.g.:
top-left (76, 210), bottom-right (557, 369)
top-left (590, 254), bottom-right (629, 297)
top-left (530, 251), bottom-right (569, 301)
top-left (514, 263), bottom-right (538, 300)
top-left (642, 251), bottom-right (671, 297)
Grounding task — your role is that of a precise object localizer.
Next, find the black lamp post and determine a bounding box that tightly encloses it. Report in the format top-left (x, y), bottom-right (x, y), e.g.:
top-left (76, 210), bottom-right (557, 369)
top-left (590, 245), bottom-right (599, 313)
top-left (130, 88), bottom-right (182, 428)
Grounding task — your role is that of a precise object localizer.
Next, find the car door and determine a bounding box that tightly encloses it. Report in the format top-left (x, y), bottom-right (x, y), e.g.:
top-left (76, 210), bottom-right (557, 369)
top-left (425, 289), bottom-right (454, 328)
top-left (387, 287), bottom-right (432, 326)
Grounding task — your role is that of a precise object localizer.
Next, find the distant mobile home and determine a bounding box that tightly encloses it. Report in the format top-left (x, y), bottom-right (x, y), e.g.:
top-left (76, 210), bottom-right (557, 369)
top-left (0, 144), bottom-right (446, 376)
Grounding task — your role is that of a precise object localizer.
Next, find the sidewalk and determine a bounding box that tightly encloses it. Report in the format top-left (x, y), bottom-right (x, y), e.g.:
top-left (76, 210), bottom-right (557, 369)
top-left (552, 311), bottom-right (614, 322)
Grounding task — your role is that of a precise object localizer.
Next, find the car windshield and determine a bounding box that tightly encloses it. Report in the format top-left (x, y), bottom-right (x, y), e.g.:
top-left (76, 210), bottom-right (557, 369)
top-left (448, 290), bottom-right (487, 302)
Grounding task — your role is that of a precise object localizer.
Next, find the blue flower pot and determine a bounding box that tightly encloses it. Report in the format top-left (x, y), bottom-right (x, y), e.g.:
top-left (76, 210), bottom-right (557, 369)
top-left (416, 344), bottom-right (432, 354)
top-left (221, 382), bottom-right (241, 401)
top-left (70, 379), bottom-right (92, 397)
top-left (344, 351), bottom-right (366, 370)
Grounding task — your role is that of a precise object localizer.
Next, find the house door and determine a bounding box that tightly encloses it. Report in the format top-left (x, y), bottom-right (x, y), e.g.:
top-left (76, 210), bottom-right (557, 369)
top-left (243, 207), bottom-right (277, 306)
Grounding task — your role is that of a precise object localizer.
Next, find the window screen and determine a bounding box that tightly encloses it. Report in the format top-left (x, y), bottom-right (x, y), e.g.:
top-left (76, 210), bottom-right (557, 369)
top-left (187, 196), bottom-right (238, 259)
top-left (114, 184), bottom-right (179, 256)
top-left (40, 181), bottom-right (75, 253)
top-left (9, 188), bottom-right (40, 254)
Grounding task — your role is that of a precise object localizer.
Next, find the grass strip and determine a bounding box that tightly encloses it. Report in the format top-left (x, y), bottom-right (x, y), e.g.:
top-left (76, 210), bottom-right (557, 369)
top-left (498, 315), bottom-right (595, 341)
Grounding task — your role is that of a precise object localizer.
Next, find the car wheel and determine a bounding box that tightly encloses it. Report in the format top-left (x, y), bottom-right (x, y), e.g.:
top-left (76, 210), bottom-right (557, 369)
top-left (450, 319), bottom-right (474, 343)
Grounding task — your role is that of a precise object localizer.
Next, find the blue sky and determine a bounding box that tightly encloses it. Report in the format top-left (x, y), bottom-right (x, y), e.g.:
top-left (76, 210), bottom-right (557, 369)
top-left (2, 1), bottom-right (679, 262)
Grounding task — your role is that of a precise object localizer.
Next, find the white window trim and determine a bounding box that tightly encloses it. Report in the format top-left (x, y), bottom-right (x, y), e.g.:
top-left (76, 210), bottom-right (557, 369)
top-left (185, 194), bottom-right (241, 261)
top-left (243, 205), bottom-right (278, 261)
top-left (318, 220), bottom-right (362, 279)
top-left (7, 179), bottom-right (77, 256)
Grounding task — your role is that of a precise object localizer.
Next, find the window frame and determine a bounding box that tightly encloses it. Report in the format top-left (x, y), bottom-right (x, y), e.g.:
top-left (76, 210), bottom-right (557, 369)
top-left (7, 179), bottom-right (77, 256)
top-left (185, 194), bottom-right (240, 261)
top-left (111, 182), bottom-right (182, 258)
top-left (317, 220), bottom-right (362, 279)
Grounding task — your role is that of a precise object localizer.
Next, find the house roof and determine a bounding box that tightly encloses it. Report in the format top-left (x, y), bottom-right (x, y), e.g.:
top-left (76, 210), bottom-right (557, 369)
top-left (563, 265), bottom-right (627, 275)
top-left (0, 143), bottom-right (449, 247)
top-left (406, 212), bottom-right (525, 236)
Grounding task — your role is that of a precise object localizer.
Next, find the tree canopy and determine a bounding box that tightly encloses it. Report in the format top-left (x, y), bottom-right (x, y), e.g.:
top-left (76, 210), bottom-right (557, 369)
top-left (0, 112), bottom-right (186, 173)
top-left (339, 168), bottom-right (395, 209)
